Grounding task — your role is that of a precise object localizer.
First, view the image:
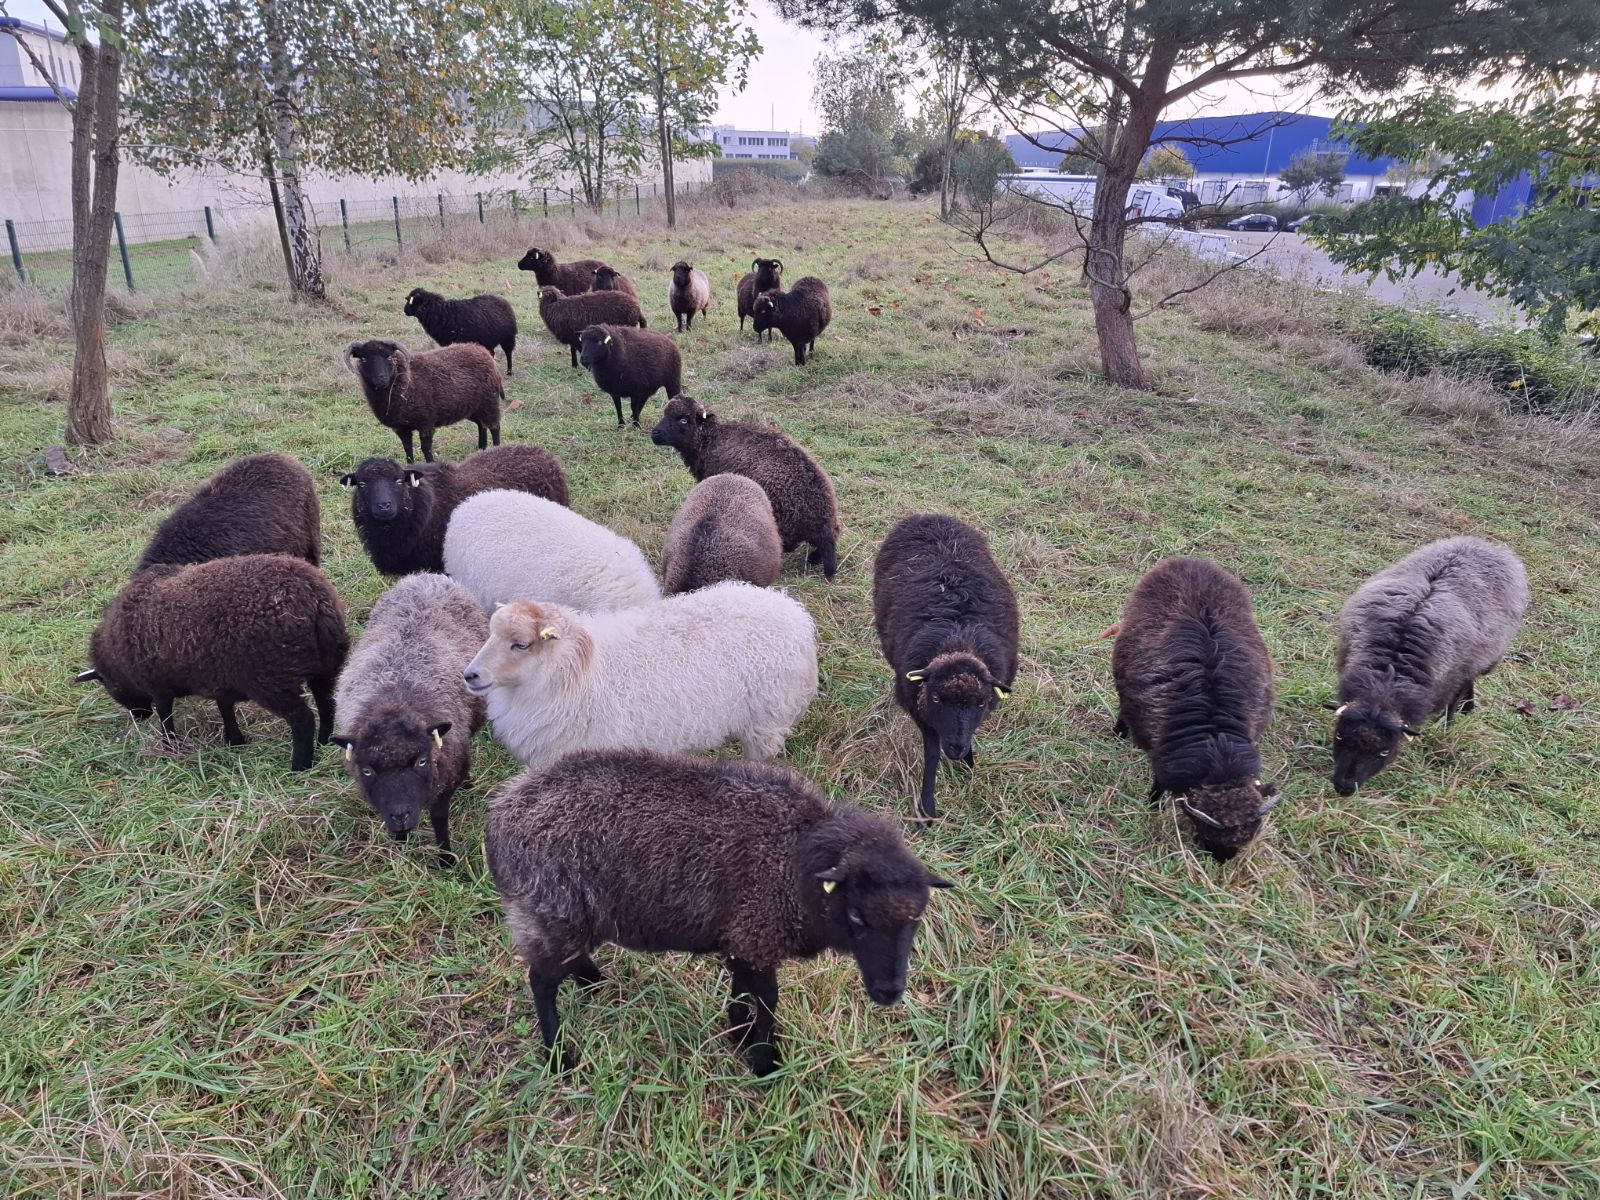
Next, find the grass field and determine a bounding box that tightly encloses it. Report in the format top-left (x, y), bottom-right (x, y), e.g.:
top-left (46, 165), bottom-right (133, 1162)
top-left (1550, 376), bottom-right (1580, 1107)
top-left (2, 198), bottom-right (1599, 1200)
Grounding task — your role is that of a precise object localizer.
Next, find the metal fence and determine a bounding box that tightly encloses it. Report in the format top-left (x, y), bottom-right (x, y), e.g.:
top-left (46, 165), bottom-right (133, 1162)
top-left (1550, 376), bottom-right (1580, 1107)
top-left (3, 179), bottom-right (711, 295)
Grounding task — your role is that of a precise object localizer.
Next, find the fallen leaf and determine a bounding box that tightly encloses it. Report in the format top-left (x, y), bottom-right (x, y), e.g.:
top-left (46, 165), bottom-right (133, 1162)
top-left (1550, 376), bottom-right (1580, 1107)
top-left (1550, 694), bottom-right (1579, 710)
top-left (1512, 699), bottom-right (1536, 716)
top-left (506, 399), bottom-right (525, 412)
top-left (867, 305), bottom-right (883, 316)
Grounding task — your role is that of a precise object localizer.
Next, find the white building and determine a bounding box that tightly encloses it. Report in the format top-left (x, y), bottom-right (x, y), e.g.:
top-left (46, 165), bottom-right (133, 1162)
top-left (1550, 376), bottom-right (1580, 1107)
top-left (703, 126), bottom-right (808, 161)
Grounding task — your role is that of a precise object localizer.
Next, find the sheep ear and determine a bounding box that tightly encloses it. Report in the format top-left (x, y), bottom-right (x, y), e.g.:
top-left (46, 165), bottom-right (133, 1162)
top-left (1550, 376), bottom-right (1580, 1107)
top-left (74, 668), bottom-right (100, 683)
top-left (927, 873), bottom-right (955, 889)
top-left (1322, 699), bottom-right (1343, 711)
top-left (905, 670), bottom-right (926, 683)
top-left (428, 722), bottom-right (451, 748)
top-left (539, 626), bottom-right (558, 641)
top-left (1181, 799), bottom-right (1225, 829)
top-left (338, 474), bottom-right (355, 487)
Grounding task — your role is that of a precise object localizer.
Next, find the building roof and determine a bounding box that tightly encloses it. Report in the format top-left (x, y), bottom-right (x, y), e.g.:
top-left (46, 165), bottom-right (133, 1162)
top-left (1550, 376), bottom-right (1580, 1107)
top-left (1005, 112), bottom-right (1397, 177)
top-left (0, 85), bottom-right (75, 102)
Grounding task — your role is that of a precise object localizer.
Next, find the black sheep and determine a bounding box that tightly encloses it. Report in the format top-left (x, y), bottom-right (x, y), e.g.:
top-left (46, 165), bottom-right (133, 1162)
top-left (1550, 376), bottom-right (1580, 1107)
top-left (577, 324), bottom-right (682, 428)
top-left (873, 514), bottom-right (1020, 819)
top-left (753, 277), bottom-right (832, 366)
top-left (1110, 557), bottom-right (1279, 861)
top-left (342, 339), bottom-right (503, 463)
top-left (341, 445), bottom-right (570, 576)
top-left (536, 286), bottom-right (646, 367)
top-left (137, 452), bottom-right (321, 573)
top-left (403, 287), bottom-right (519, 375)
top-left (517, 247), bottom-right (604, 294)
top-left (487, 748), bottom-right (952, 1075)
top-left (591, 264), bottom-right (638, 300)
top-left (736, 257), bottom-right (782, 339)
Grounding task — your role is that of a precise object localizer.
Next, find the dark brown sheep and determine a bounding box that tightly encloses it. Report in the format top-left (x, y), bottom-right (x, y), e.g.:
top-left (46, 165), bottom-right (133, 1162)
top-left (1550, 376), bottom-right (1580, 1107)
top-left (137, 452), bottom-right (320, 573)
top-left (75, 554), bottom-right (349, 771)
top-left (669, 260), bottom-right (711, 331)
top-left (736, 257), bottom-right (783, 339)
top-left (486, 748), bottom-right (952, 1075)
top-left (661, 474), bottom-right (783, 595)
top-left (536, 286), bottom-right (646, 367)
top-left (517, 247), bottom-right (604, 294)
top-left (874, 514), bottom-right (1020, 819)
top-left (1110, 557), bottom-right (1279, 862)
top-left (650, 397), bottom-right (841, 580)
top-left (341, 444), bottom-right (570, 577)
top-left (592, 264), bottom-right (638, 300)
top-left (342, 339), bottom-right (503, 464)
top-left (403, 287), bottom-right (518, 375)
top-left (753, 277), bottom-right (832, 366)
top-left (577, 324), bottom-right (682, 428)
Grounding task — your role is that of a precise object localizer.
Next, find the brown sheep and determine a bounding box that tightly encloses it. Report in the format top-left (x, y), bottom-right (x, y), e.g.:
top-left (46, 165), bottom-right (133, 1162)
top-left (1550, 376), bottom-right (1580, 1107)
top-left (342, 339), bottom-right (503, 464)
top-left (753, 277), bottom-right (832, 366)
top-left (536, 286), bottom-right (646, 367)
top-left (577, 324), bottom-right (682, 428)
top-left (736, 257), bottom-right (783, 339)
top-left (661, 474), bottom-right (783, 594)
top-left (592, 264), bottom-right (638, 300)
top-left (137, 453), bottom-right (321, 572)
top-left (517, 247), bottom-right (604, 294)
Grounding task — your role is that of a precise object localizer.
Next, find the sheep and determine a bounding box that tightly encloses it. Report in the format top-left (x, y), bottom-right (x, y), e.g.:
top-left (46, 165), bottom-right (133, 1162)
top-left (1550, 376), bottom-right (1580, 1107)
top-left (736, 257), bottom-right (782, 339)
top-left (1110, 556), bottom-right (1279, 862)
top-left (461, 583), bottom-right (817, 769)
top-left (442, 489), bottom-right (660, 614)
top-left (536, 286), bottom-right (646, 368)
top-left (577, 324), bottom-right (682, 428)
top-left (753, 277), bottom-right (832, 366)
top-left (591, 264), bottom-right (638, 300)
top-left (486, 748), bottom-right (952, 1075)
top-left (74, 554), bottom-right (348, 771)
top-left (661, 475), bottom-right (783, 595)
top-left (342, 445), bottom-right (570, 577)
top-left (517, 246), bottom-right (604, 294)
top-left (403, 287), bottom-right (519, 375)
top-left (873, 514), bottom-right (1020, 820)
top-left (650, 396), bottom-right (841, 580)
top-left (668, 260), bottom-right (711, 331)
top-left (1331, 536), bottom-right (1529, 797)
top-left (330, 573), bottom-right (487, 865)
top-left (342, 339), bottom-right (503, 464)
top-left (137, 452), bottom-right (320, 572)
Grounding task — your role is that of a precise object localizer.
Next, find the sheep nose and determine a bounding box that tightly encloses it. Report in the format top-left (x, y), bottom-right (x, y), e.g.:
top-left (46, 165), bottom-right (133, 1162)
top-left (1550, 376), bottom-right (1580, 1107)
top-left (649, 429), bottom-right (667, 445)
top-left (1334, 781), bottom-right (1357, 797)
top-left (868, 983), bottom-right (904, 1006)
top-left (941, 741), bottom-right (969, 760)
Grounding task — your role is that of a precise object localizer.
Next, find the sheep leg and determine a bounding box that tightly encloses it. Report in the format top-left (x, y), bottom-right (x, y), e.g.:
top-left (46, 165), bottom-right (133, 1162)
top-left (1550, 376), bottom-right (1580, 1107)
top-left (504, 340), bottom-right (515, 376)
top-left (1448, 680), bottom-right (1476, 720)
top-left (476, 422), bottom-right (489, 451)
top-left (570, 953), bottom-right (605, 988)
top-left (309, 675), bottom-right (337, 744)
top-left (610, 394), bottom-right (625, 428)
top-left (527, 963), bottom-right (578, 1072)
top-left (629, 396), bottom-right (647, 427)
top-left (154, 695), bottom-right (177, 741)
top-left (419, 428), bottom-right (437, 463)
top-left (813, 539), bottom-right (838, 581)
top-left (1112, 712), bottom-right (1129, 739)
top-left (216, 698), bottom-right (249, 746)
top-left (569, 341), bottom-right (579, 368)
top-left (398, 428), bottom-right (416, 464)
top-left (429, 792), bottom-right (454, 868)
top-left (676, 312), bottom-right (685, 332)
top-left (489, 421), bottom-right (501, 447)
top-left (726, 959), bottom-right (781, 1077)
top-left (792, 339), bottom-right (806, 367)
top-left (1148, 781), bottom-right (1163, 808)
top-left (258, 692), bottom-right (317, 771)
top-left (917, 723), bottom-right (941, 820)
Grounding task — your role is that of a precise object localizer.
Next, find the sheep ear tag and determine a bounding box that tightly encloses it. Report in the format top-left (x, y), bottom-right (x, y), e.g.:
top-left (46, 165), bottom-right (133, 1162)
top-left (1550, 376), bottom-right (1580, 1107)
top-left (539, 626), bottom-right (558, 641)
top-left (905, 670), bottom-right (926, 683)
top-left (993, 684), bottom-right (1011, 699)
top-left (603, 335), bottom-right (613, 345)
top-left (343, 744), bottom-right (353, 763)
top-left (822, 880), bottom-right (837, 894)
top-left (431, 729), bottom-right (444, 750)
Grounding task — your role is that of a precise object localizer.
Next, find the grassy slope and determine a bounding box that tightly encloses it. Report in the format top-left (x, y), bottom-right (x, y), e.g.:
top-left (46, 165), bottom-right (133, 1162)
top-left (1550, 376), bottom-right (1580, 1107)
top-left (1, 199), bottom-right (1598, 1200)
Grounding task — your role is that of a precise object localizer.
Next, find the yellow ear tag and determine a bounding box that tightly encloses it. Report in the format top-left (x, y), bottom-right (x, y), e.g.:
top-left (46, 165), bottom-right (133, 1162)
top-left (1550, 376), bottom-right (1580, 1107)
top-left (822, 880), bottom-right (837, 894)
top-left (431, 730), bottom-right (444, 750)
top-left (539, 626), bottom-right (557, 641)
top-left (1334, 703), bottom-right (1349, 716)
top-left (905, 671), bottom-right (925, 683)
top-left (342, 745), bottom-right (352, 763)
top-left (603, 335), bottom-right (613, 345)
top-left (994, 686), bottom-right (1007, 700)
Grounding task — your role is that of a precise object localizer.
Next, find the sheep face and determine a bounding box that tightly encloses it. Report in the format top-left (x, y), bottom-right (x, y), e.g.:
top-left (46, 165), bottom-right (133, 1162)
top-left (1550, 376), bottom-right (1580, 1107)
top-left (650, 396), bottom-right (710, 452)
top-left (671, 260), bottom-right (694, 287)
top-left (816, 859), bottom-right (952, 1006)
top-left (402, 288), bottom-right (439, 317)
top-left (906, 651), bottom-right (1009, 764)
top-left (464, 601), bottom-right (572, 696)
top-left (577, 326), bottom-right (615, 369)
top-left (518, 247), bottom-right (552, 274)
top-left (332, 705), bottom-right (450, 840)
top-left (73, 663), bottom-right (153, 719)
top-left (536, 286), bottom-right (564, 310)
top-left (593, 266), bottom-right (620, 290)
top-left (751, 293), bottom-right (779, 334)
top-left (341, 458), bottom-right (424, 525)
top-left (1179, 780), bottom-right (1280, 862)
top-left (1331, 703), bottom-right (1414, 796)
top-left (753, 257), bottom-right (783, 288)
top-left (345, 340), bottom-right (404, 392)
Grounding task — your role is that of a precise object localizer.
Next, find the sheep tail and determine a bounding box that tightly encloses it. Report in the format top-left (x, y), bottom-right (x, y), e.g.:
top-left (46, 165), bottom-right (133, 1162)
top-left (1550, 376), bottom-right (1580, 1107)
top-left (1098, 622), bottom-right (1122, 640)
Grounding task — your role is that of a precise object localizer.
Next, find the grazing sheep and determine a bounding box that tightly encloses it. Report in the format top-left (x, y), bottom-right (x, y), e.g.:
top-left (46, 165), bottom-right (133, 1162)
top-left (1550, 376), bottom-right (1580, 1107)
top-left (462, 583), bottom-right (817, 768)
top-left (873, 514), bottom-right (1020, 819)
top-left (1331, 536), bottom-right (1529, 796)
top-left (403, 287), bottom-right (519, 375)
top-left (517, 246), bottom-right (604, 294)
top-left (669, 260), bottom-right (711, 331)
top-left (753, 277), bottom-right (832, 366)
top-left (342, 445), bottom-right (569, 578)
top-left (442, 489), bottom-right (660, 614)
top-left (487, 749), bottom-right (952, 1075)
top-left (536, 286), bottom-right (646, 368)
top-left (661, 475), bottom-right (783, 595)
top-left (1111, 557), bottom-right (1278, 862)
top-left (75, 555), bottom-right (348, 771)
top-left (137, 452), bottom-right (320, 572)
top-left (331, 573), bottom-right (487, 864)
top-left (737, 257), bottom-right (782, 339)
top-left (650, 397), bottom-right (841, 580)
top-left (342, 339), bottom-right (503, 464)
top-left (577, 324), bottom-right (682, 428)
top-left (592, 264), bottom-right (638, 300)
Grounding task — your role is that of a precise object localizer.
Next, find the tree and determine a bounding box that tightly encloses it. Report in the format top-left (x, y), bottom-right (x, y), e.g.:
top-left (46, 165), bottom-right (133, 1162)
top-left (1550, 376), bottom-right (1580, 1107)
top-left (1137, 144), bottom-right (1192, 182)
top-left (812, 40), bottom-right (913, 191)
top-left (616, 0), bottom-right (760, 229)
top-left (126, 0), bottom-right (485, 300)
top-left (775, 0), bottom-right (1600, 390)
top-left (2, 0), bottom-right (125, 445)
top-left (1278, 147), bottom-right (1347, 204)
top-left (1317, 89), bottom-right (1600, 335)
top-left (910, 130), bottom-right (1016, 209)
top-left (916, 34), bottom-right (982, 218)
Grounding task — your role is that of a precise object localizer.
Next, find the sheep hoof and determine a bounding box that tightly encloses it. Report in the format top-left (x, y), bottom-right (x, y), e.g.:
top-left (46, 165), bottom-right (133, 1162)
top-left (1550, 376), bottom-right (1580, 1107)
top-left (745, 1043), bottom-right (781, 1078)
top-left (547, 1042), bottom-right (581, 1075)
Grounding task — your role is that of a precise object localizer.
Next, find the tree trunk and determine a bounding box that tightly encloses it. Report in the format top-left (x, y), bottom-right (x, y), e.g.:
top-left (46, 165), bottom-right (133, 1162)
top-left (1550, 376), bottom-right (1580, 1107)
top-left (938, 51), bottom-right (960, 220)
top-left (62, 0), bottom-right (124, 446)
top-left (1086, 91), bottom-right (1164, 391)
top-left (258, 124), bottom-right (296, 287)
top-left (262, 0), bottom-right (325, 300)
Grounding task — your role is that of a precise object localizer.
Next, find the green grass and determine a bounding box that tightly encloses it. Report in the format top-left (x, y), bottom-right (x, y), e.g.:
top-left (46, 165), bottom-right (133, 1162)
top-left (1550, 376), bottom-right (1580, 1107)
top-left (2, 199), bottom-right (1599, 1199)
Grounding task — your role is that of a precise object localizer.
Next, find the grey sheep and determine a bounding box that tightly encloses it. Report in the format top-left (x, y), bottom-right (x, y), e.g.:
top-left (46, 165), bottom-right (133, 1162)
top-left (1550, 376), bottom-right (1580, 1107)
top-left (577, 324), bottom-right (682, 428)
top-left (403, 287), bottom-right (518, 375)
top-left (668, 260), bottom-right (711, 331)
top-left (736, 257), bottom-right (782, 339)
top-left (536, 286), bottom-right (646, 368)
top-left (331, 573), bottom-right (488, 865)
top-left (486, 748), bottom-right (953, 1075)
top-left (753, 277), bottom-right (832, 366)
top-left (137, 452), bottom-right (321, 572)
top-left (661, 474), bottom-right (783, 595)
top-left (1332, 536), bottom-right (1529, 796)
top-left (342, 339), bottom-right (503, 464)
top-left (592, 264), bottom-right (638, 300)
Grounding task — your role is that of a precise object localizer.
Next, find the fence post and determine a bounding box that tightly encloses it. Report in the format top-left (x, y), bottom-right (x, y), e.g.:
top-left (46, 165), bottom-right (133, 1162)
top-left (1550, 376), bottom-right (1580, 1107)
top-left (511, 191), bottom-right (520, 220)
top-left (5, 220), bottom-right (24, 283)
top-left (569, 190), bottom-right (575, 216)
top-left (393, 196), bottom-right (403, 247)
top-left (477, 192), bottom-right (484, 224)
top-left (542, 189), bottom-right (548, 218)
top-left (635, 183), bottom-right (640, 215)
top-left (113, 211), bottom-right (134, 291)
top-left (203, 206), bottom-right (217, 243)
top-left (438, 193), bottom-right (446, 227)
top-left (340, 198), bottom-right (351, 252)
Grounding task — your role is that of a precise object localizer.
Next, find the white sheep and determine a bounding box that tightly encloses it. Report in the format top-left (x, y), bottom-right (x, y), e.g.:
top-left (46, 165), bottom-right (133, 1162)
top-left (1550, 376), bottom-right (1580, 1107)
top-left (462, 582), bottom-right (818, 767)
top-left (442, 489), bottom-right (660, 614)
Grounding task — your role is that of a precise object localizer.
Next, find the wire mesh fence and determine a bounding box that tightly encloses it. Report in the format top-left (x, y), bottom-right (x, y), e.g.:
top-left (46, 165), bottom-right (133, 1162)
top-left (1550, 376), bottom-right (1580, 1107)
top-left (3, 179), bottom-right (711, 296)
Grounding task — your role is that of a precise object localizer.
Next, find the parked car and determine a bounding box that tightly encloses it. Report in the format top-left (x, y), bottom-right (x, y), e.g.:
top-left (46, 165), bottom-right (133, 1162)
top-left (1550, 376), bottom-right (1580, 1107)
top-left (1288, 214), bottom-right (1321, 232)
top-left (1225, 212), bottom-right (1279, 232)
